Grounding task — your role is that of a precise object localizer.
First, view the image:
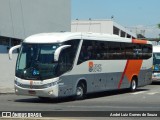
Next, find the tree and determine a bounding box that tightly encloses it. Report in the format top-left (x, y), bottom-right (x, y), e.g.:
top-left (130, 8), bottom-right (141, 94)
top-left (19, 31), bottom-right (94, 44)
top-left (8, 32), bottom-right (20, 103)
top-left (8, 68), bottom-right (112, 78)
top-left (158, 23), bottom-right (160, 29)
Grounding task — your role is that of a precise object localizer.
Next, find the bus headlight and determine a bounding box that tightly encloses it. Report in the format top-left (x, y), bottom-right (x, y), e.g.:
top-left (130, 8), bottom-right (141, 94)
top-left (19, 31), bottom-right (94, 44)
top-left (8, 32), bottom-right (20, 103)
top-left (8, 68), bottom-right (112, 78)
top-left (43, 82), bottom-right (57, 88)
top-left (48, 90), bottom-right (54, 95)
top-left (15, 80), bottom-right (21, 86)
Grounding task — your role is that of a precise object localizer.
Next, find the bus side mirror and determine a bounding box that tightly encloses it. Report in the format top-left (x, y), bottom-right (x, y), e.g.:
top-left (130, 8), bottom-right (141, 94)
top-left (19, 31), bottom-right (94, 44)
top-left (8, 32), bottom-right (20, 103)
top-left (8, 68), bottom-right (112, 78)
top-left (8, 45), bottom-right (21, 60)
top-left (54, 45), bottom-right (71, 62)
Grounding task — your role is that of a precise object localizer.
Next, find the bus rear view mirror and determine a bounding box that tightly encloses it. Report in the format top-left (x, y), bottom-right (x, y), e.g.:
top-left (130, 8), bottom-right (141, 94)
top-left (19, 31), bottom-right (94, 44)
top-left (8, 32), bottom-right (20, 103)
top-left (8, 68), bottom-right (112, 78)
top-left (8, 45), bottom-right (21, 60)
top-left (54, 45), bottom-right (71, 62)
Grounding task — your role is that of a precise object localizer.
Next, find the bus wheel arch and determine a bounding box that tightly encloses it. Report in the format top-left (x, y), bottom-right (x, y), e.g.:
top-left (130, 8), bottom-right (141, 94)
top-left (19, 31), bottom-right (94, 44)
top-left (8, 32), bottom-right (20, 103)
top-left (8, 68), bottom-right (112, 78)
top-left (130, 75), bottom-right (138, 92)
top-left (75, 79), bottom-right (87, 100)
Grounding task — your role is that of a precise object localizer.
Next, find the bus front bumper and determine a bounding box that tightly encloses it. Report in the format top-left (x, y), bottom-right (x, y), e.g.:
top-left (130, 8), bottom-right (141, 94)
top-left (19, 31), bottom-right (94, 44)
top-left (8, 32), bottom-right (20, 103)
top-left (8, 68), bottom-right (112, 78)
top-left (152, 73), bottom-right (160, 81)
top-left (14, 84), bottom-right (59, 98)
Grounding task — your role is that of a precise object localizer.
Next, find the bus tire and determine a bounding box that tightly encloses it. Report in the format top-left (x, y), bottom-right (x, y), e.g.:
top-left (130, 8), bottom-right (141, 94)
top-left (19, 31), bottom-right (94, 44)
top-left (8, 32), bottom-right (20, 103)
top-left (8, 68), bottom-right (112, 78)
top-left (75, 82), bottom-right (86, 100)
top-left (130, 78), bottom-right (137, 92)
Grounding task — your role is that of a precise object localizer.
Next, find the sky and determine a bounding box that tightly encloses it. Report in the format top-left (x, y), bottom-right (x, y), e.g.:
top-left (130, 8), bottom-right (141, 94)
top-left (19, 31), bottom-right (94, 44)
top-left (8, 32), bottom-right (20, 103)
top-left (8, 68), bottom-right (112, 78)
top-left (72, 0), bottom-right (160, 38)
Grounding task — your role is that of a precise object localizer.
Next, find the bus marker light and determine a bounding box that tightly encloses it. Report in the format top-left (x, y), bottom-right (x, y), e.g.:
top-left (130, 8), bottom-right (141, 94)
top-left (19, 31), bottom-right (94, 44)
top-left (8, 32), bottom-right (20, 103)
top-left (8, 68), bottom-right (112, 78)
top-left (48, 90), bottom-right (54, 95)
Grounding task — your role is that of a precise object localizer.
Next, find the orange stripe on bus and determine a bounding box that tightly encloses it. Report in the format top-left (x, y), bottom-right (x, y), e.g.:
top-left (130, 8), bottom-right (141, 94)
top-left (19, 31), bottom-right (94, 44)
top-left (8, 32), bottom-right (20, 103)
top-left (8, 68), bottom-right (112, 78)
top-left (125, 60), bottom-right (143, 82)
top-left (118, 60), bottom-right (129, 89)
top-left (118, 60), bottom-right (143, 89)
top-left (132, 39), bottom-right (147, 44)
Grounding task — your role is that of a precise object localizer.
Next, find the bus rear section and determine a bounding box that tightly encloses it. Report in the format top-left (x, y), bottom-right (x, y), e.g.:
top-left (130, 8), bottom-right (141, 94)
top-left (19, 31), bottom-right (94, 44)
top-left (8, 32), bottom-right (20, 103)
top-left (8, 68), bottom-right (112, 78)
top-left (69, 38), bottom-right (153, 96)
top-left (152, 45), bottom-right (160, 81)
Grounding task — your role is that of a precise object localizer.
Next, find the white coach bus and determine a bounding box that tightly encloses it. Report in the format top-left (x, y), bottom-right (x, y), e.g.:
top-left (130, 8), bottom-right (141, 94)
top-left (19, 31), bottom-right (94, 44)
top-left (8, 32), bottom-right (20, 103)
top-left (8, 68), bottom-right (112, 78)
top-left (9, 32), bottom-right (152, 99)
top-left (152, 45), bottom-right (160, 81)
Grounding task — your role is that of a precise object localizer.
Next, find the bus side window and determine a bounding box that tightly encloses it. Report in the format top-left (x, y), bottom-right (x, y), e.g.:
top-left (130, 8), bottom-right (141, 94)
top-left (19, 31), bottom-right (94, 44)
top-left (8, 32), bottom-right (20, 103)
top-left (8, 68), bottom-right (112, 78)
top-left (103, 43), bottom-right (109, 59)
top-left (120, 43), bottom-right (126, 59)
top-left (77, 40), bottom-right (94, 64)
top-left (78, 46), bottom-right (88, 63)
top-left (108, 42), bottom-right (121, 59)
top-left (125, 44), bottom-right (133, 59)
top-left (142, 44), bottom-right (152, 59)
top-left (57, 39), bottom-right (80, 75)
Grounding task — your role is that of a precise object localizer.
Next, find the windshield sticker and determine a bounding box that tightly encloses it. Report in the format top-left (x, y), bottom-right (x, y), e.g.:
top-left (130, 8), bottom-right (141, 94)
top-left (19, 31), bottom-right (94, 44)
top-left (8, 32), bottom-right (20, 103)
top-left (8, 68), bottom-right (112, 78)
top-left (32, 69), bottom-right (39, 76)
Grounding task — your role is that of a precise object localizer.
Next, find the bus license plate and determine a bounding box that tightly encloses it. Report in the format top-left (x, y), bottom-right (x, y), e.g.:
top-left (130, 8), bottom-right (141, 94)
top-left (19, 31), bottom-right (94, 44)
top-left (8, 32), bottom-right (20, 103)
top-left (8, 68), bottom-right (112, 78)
top-left (28, 90), bottom-right (36, 95)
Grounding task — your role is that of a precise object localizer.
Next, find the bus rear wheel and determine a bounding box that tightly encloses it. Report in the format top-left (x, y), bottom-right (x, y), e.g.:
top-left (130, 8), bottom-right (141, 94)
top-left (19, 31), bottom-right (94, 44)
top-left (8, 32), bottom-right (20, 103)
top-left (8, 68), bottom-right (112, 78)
top-left (75, 82), bottom-right (86, 100)
top-left (130, 79), bottom-right (137, 92)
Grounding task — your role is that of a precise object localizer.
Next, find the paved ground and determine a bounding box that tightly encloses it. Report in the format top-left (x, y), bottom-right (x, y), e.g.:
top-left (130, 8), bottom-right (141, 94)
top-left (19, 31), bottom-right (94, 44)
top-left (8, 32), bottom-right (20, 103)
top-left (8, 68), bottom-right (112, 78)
top-left (1, 84), bottom-right (160, 111)
top-left (0, 87), bottom-right (14, 94)
top-left (0, 82), bottom-right (160, 120)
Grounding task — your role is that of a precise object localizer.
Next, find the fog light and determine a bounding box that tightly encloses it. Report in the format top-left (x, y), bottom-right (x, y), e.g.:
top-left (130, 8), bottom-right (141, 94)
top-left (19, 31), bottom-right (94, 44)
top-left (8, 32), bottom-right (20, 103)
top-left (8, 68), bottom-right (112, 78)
top-left (48, 90), bottom-right (54, 95)
top-left (15, 89), bottom-right (18, 93)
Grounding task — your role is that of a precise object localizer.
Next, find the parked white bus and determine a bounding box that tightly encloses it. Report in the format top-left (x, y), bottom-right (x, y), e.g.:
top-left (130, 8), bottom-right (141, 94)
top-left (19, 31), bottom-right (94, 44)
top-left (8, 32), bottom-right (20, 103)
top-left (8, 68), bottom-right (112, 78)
top-left (9, 32), bottom-right (153, 99)
top-left (152, 45), bottom-right (160, 81)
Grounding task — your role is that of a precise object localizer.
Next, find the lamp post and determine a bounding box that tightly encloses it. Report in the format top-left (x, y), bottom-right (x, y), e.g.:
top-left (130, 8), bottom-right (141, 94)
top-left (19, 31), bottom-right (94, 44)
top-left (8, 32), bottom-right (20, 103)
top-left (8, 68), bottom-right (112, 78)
top-left (76, 18), bottom-right (79, 32)
top-left (159, 34), bottom-right (160, 45)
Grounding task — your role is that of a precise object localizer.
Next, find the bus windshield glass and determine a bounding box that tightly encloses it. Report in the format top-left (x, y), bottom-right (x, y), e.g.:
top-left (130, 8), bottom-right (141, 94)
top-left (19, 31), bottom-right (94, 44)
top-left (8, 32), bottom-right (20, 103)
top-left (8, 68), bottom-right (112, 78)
top-left (16, 39), bottom-right (80, 80)
top-left (16, 43), bottom-right (61, 80)
top-left (153, 53), bottom-right (160, 65)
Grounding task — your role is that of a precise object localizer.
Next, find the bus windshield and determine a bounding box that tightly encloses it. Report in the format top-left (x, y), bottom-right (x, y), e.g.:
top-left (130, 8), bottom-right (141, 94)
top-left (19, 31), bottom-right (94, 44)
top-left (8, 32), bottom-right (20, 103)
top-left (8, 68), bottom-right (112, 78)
top-left (16, 43), bottom-right (61, 80)
top-left (16, 40), bottom-right (80, 80)
top-left (153, 53), bottom-right (160, 65)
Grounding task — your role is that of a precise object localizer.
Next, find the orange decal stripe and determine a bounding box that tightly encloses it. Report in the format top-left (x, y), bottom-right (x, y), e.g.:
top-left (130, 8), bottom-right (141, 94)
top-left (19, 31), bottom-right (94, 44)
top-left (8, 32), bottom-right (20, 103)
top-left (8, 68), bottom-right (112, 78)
top-left (118, 60), bottom-right (129, 89)
top-left (89, 61), bottom-right (93, 68)
top-left (125, 60), bottom-right (143, 82)
top-left (118, 60), bottom-right (143, 89)
top-left (132, 39), bottom-right (147, 44)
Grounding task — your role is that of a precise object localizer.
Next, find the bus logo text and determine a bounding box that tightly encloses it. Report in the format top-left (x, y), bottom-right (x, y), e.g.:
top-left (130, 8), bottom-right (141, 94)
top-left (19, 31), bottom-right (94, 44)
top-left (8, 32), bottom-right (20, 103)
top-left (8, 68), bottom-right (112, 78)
top-left (88, 61), bottom-right (102, 72)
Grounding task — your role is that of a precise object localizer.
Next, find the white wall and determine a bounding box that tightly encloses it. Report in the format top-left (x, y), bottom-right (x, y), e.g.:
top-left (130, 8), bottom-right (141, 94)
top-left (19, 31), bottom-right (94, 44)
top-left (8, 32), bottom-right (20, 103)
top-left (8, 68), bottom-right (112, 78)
top-left (0, 54), bottom-right (17, 92)
top-left (71, 20), bottom-right (136, 38)
top-left (0, 0), bottom-right (71, 39)
top-left (71, 20), bottom-right (113, 34)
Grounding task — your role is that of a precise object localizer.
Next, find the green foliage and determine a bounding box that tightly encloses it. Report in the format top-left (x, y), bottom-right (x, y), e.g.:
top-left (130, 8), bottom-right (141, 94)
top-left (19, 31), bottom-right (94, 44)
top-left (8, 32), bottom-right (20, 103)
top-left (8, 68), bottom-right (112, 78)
top-left (158, 23), bottom-right (160, 29)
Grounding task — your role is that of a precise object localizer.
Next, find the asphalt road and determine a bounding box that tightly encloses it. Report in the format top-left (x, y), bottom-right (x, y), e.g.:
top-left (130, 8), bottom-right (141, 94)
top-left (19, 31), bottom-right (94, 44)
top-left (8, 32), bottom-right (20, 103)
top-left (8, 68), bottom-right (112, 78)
top-left (0, 82), bottom-right (160, 119)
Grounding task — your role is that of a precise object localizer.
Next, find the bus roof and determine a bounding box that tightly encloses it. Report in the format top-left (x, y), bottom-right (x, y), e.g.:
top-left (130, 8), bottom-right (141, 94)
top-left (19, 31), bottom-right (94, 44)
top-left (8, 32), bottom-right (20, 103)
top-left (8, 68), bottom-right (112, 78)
top-left (23, 32), bottom-right (151, 44)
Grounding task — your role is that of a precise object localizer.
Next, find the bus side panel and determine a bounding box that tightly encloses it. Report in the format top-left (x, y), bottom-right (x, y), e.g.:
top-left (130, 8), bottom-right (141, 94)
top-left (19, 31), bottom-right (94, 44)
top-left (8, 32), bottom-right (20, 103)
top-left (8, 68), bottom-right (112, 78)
top-left (137, 68), bottom-right (152, 87)
top-left (58, 72), bottom-right (130, 97)
top-left (137, 58), bottom-right (153, 86)
top-left (58, 57), bottom-right (152, 97)
top-left (118, 58), bottom-right (152, 89)
top-left (58, 75), bottom-right (75, 97)
top-left (62, 60), bottom-right (130, 95)
top-left (67, 60), bottom-right (128, 94)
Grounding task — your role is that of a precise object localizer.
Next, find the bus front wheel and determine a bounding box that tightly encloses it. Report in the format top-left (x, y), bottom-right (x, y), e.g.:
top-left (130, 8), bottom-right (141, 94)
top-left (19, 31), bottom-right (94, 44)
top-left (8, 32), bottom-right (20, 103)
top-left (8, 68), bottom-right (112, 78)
top-left (75, 82), bottom-right (86, 100)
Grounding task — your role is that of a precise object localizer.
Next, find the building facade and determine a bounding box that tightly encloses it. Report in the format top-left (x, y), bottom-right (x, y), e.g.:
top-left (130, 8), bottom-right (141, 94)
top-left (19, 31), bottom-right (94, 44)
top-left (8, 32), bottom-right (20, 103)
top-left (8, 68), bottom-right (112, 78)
top-left (0, 0), bottom-right (71, 39)
top-left (72, 19), bottom-right (136, 38)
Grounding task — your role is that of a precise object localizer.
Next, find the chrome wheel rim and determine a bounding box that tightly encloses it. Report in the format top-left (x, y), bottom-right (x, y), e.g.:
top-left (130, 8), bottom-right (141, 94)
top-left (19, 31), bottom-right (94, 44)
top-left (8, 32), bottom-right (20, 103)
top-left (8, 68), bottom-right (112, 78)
top-left (132, 80), bottom-right (136, 90)
top-left (77, 86), bottom-right (83, 96)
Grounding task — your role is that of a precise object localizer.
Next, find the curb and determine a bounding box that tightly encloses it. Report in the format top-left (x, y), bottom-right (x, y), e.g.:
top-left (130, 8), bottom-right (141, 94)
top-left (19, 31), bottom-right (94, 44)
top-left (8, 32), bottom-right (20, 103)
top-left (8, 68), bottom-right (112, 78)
top-left (0, 90), bottom-right (14, 94)
top-left (0, 92), bottom-right (14, 95)
top-left (0, 88), bottom-right (14, 94)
